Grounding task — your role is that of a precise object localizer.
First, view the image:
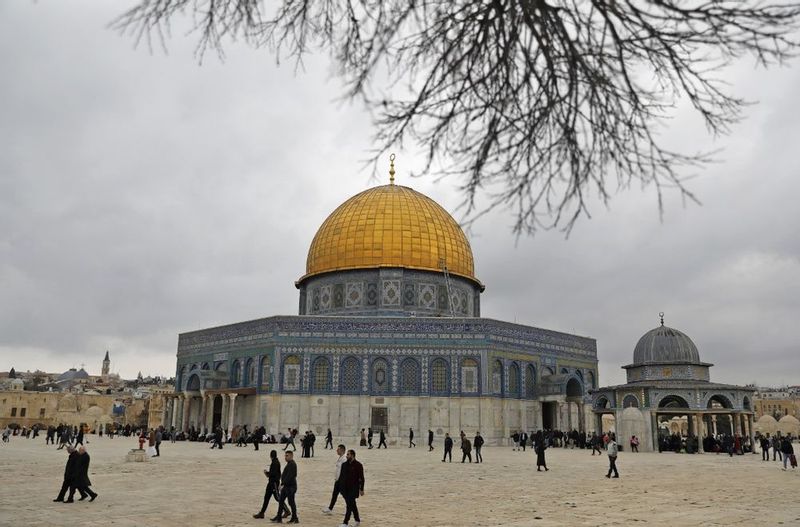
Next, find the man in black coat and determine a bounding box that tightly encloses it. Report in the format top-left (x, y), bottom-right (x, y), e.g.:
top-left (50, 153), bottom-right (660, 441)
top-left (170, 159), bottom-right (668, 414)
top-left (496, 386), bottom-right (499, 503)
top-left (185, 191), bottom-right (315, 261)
top-left (54, 447), bottom-right (84, 502)
top-left (520, 431), bottom-right (529, 452)
top-left (474, 432), bottom-right (484, 463)
top-left (378, 429), bottom-right (387, 449)
top-left (271, 450), bottom-right (298, 523)
top-left (442, 433), bottom-right (453, 462)
top-left (428, 429), bottom-right (434, 451)
top-left (69, 446), bottom-right (98, 502)
top-left (254, 450), bottom-right (282, 518)
top-left (339, 449), bottom-right (365, 527)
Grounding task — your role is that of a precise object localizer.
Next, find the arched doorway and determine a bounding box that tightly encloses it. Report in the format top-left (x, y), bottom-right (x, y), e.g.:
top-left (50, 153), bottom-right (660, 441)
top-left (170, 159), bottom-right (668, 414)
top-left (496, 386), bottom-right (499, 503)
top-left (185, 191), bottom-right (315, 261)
top-left (656, 395), bottom-right (691, 452)
top-left (212, 395), bottom-right (223, 430)
top-left (593, 396), bottom-right (615, 434)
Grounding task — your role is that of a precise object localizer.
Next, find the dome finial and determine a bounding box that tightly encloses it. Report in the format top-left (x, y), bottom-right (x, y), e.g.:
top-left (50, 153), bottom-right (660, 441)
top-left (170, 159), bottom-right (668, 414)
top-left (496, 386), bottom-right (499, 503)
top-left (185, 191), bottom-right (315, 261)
top-left (389, 153), bottom-right (396, 185)
top-left (659, 311), bottom-right (665, 326)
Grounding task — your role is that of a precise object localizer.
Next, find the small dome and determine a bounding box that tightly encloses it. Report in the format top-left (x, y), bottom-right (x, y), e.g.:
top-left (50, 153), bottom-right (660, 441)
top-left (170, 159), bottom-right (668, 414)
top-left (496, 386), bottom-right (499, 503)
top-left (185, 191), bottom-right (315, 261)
top-left (58, 368), bottom-right (89, 382)
top-left (633, 325), bottom-right (700, 365)
top-left (300, 184), bottom-right (478, 284)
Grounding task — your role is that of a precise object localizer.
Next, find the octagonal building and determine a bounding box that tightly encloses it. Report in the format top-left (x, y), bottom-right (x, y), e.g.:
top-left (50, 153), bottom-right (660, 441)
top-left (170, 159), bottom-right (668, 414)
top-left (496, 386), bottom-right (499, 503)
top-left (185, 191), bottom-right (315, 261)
top-left (166, 164), bottom-right (598, 444)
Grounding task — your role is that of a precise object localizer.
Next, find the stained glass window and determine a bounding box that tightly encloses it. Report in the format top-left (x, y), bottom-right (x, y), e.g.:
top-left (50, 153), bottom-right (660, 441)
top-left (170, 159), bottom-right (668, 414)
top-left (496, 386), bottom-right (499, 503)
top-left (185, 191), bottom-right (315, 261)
top-left (431, 358), bottom-right (448, 394)
top-left (372, 359), bottom-right (388, 392)
top-left (341, 357), bottom-right (360, 393)
top-left (261, 357), bottom-right (270, 390)
top-left (312, 358), bottom-right (330, 392)
top-left (283, 355), bottom-right (300, 391)
top-left (400, 359), bottom-right (419, 393)
top-left (525, 365), bottom-right (536, 398)
top-left (508, 363), bottom-right (520, 395)
top-left (492, 360), bottom-right (503, 394)
top-left (461, 358), bottom-right (478, 393)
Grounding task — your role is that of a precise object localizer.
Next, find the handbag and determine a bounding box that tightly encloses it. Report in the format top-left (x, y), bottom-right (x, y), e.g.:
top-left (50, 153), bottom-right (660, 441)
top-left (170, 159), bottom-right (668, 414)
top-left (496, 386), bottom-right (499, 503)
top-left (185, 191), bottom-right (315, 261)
top-left (790, 454), bottom-right (797, 468)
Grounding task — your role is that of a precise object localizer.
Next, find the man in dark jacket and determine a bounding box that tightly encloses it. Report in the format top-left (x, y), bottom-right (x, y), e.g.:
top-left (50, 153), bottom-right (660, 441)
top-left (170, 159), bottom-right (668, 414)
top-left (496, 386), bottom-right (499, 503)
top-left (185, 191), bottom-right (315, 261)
top-left (442, 433), bottom-right (453, 462)
top-left (378, 429), bottom-right (387, 449)
top-left (54, 447), bottom-right (84, 502)
top-left (271, 450), bottom-right (298, 523)
top-left (428, 429), bottom-right (434, 451)
top-left (520, 431), bottom-right (529, 452)
top-left (781, 436), bottom-right (795, 470)
top-left (474, 432), bottom-right (484, 463)
top-left (69, 446), bottom-right (98, 502)
top-left (254, 450), bottom-right (281, 518)
top-left (339, 449), bottom-right (365, 527)
top-left (461, 436), bottom-right (473, 463)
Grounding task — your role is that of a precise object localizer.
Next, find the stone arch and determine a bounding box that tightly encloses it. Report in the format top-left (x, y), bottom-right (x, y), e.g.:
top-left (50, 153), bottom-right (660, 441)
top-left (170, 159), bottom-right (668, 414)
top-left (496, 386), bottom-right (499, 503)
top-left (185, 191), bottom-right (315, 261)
top-left (622, 394), bottom-right (640, 408)
top-left (371, 357), bottom-right (389, 393)
top-left (430, 357), bottom-right (449, 395)
top-left (245, 358), bottom-right (256, 387)
top-left (190, 363), bottom-right (198, 371)
top-left (340, 356), bottom-right (361, 394)
top-left (525, 364), bottom-right (536, 398)
top-left (565, 377), bottom-right (583, 397)
top-left (706, 394), bottom-right (733, 409)
top-left (575, 369), bottom-right (584, 382)
top-left (658, 394), bottom-right (690, 409)
top-left (186, 373), bottom-right (201, 391)
top-left (399, 358), bottom-right (420, 394)
top-left (311, 356), bottom-right (331, 392)
top-left (508, 362), bottom-right (521, 397)
top-left (594, 395), bottom-right (612, 410)
top-left (214, 361), bottom-right (228, 372)
top-left (491, 359), bottom-right (503, 395)
top-left (231, 359), bottom-right (242, 387)
top-left (742, 395), bottom-right (752, 411)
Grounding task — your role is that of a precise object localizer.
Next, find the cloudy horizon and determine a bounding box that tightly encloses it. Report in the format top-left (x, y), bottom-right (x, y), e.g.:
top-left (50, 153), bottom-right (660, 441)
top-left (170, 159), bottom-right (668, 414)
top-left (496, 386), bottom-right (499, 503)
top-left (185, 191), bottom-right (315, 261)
top-left (1, 1), bottom-right (799, 388)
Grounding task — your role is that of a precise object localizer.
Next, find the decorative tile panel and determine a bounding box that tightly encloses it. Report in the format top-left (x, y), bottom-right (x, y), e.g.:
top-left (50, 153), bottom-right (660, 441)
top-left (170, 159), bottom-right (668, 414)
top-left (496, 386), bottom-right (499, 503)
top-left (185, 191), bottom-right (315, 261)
top-left (382, 279), bottom-right (401, 306)
top-left (346, 282), bottom-right (363, 308)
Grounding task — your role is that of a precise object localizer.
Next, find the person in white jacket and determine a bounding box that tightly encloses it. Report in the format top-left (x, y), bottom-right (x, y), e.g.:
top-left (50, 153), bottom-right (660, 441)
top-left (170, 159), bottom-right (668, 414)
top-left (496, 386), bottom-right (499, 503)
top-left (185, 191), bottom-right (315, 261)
top-left (605, 433), bottom-right (620, 478)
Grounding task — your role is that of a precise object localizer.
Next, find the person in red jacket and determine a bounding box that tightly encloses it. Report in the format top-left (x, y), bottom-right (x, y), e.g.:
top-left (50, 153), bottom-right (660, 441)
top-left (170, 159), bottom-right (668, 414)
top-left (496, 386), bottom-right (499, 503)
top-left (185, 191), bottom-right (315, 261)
top-left (338, 449), bottom-right (365, 527)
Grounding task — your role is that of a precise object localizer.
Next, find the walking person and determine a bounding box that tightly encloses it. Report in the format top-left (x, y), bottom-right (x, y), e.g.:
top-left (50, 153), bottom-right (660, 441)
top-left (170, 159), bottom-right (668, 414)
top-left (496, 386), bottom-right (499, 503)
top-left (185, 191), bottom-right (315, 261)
top-left (70, 446), bottom-right (98, 502)
top-left (591, 433), bottom-right (602, 455)
top-left (338, 449), bottom-right (365, 527)
top-left (359, 428), bottom-right (367, 447)
top-left (170, 425), bottom-right (176, 443)
top-left (781, 436), bottom-right (795, 470)
top-left (254, 450), bottom-right (282, 518)
top-left (408, 427), bottom-right (416, 448)
top-left (605, 433), bottom-right (620, 478)
top-left (461, 436), bottom-right (472, 463)
top-left (322, 444), bottom-right (347, 515)
top-left (760, 435), bottom-right (771, 461)
top-left (520, 431), bottom-right (528, 452)
top-left (271, 451), bottom-right (299, 523)
top-left (367, 427), bottom-right (374, 449)
top-left (536, 432), bottom-right (549, 471)
top-left (325, 429), bottom-right (333, 450)
top-left (630, 435), bottom-right (639, 453)
top-left (53, 447), bottom-right (83, 502)
top-left (428, 429), bottom-right (434, 451)
top-left (442, 433), bottom-right (453, 462)
top-left (378, 429), bottom-right (387, 449)
top-left (155, 427), bottom-right (163, 457)
top-left (772, 435), bottom-right (782, 461)
top-left (283, 429), bottom-right (296, 452)
top-left (474, 432), bottom-right (484, 463)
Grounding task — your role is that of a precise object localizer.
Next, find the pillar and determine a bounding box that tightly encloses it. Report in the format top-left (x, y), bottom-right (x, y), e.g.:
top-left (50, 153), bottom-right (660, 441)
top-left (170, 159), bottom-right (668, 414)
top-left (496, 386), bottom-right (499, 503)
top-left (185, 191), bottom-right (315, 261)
top-left (595, 413), bottom-right (603, 434)
top-left (733, 413), bottom-right (742, 435)
top-left (181, 395), bottom-right (191, 432)
top-left (747, 414), bottom-right (755, 454)
top-left (228, 393), bottom-right (238, 430)
top-left (695, 413), bottom-right (704, 453)
top-left (711, 415), bottom-right (718, 436)
top-left (221, 395), bottom-right (230, 430)
top-left (198, 392), bottom-right (208, 431)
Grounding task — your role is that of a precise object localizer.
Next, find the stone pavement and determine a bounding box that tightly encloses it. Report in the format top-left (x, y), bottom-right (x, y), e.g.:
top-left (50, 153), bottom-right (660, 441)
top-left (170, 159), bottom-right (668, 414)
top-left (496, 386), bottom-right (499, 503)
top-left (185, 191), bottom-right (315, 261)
top-left (1, 436), bottom-right (799, 526)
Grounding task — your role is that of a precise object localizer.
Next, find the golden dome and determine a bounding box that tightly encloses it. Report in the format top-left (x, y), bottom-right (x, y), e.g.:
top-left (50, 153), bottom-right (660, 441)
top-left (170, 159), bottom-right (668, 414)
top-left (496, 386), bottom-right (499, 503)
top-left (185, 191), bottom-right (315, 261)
top-left (300, 184), bottom-right (479, 284)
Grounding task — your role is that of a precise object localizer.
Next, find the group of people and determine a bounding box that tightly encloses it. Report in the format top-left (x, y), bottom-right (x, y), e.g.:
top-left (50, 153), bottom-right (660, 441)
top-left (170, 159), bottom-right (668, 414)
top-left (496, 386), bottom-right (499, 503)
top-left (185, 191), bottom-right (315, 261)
top-left (253, 444), bottom-right (365, 527)
top-left (758, 433), bottom-right (797, 470)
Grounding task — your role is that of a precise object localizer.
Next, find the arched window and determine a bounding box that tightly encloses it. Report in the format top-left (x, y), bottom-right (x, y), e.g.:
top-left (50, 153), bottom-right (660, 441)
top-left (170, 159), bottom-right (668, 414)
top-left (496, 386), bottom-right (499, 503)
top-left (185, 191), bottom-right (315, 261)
top-left (542, 366), bottom-right (555, 377)
top-left (587, 371), bottom-right (595, 389)
top-left (231, 360), bottom-right (242, 387)
top-left (560, 367), bottom-right (570, 375)
top-left (400, 358), bottom-right (420, 393)
top-left (525, 364), bottom-right (536, 398)
top-left (492, 360), bottom-right (503, 395)
top-left (176, 366), bottom-right (185, 390)
top-left (508, 363), bottom-right (520, 396)
top-left (461, 358), bottom-right (478, 393)
top-left (430, 358), bottom-right (448, 394)
top-left (246, 359), bottom-right (256, 386)
top-left (341, 357), bottom-right (361, 394)
top-left (622, 394), bottom-right (639, 408)
top-left (372, 358), bottom-right (388, 393)
top-left (201, 362), bottom-right (210, 370)
top-left (186, 374), bottom-right (200, 391)
top-left (283, 355), bottom-right (301, 391)
top-left (260, 356), bottom-right (271, 390)
top-left (312, 357), bottom-right (330, 392)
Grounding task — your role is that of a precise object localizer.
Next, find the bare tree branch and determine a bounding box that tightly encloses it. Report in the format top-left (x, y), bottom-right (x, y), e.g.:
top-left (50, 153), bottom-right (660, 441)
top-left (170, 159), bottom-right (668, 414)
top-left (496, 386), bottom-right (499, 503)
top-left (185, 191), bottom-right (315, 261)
top-left (111, 0), bottom-right (800, 234)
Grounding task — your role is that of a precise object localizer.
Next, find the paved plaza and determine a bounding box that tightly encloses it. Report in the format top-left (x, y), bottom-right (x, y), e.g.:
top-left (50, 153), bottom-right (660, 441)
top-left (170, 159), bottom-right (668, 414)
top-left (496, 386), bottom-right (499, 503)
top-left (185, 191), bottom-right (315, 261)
top-left (2, 436), bottom-right (799, 526)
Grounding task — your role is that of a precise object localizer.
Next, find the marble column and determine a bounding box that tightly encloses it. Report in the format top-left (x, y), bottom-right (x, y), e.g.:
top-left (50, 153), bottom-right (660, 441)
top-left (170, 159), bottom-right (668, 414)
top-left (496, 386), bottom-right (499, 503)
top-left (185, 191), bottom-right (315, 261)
top-left (173, 397), bottom-right (182, 430)
top-left (221, 395), bottom-right (230, 430)
top-left (711, 415), bottom-right (718, 436)
top-left (198, 392), bottom-right (208, 431)
top-left (695, 413), bottom-right (704, 453)
top-left (182, 395), bottom-right (192, 432)
top-left (734, 413), bottom-right (742, 435)
top-left (747, 414), bottom-right (756, 453)
top-left (228, 393), bottom-right (238, 430)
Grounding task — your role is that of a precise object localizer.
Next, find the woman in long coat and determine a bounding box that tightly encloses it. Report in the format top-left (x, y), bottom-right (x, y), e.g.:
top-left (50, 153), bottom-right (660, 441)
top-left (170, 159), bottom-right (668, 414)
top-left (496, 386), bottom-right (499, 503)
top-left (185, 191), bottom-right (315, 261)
top-left (535, 432), bottom-right (548, 472)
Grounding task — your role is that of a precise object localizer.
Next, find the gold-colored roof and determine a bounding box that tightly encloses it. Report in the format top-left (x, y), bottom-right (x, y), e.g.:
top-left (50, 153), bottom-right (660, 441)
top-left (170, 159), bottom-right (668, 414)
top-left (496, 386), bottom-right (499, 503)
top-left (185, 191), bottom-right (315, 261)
top-left (301, 184), bottom-right (478, 283)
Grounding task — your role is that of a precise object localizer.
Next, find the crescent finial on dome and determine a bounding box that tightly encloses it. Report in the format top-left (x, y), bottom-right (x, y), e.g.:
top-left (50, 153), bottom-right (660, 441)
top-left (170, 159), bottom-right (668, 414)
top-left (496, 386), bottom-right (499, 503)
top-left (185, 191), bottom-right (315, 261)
top-left (389, 153), bottom-right (396, 185)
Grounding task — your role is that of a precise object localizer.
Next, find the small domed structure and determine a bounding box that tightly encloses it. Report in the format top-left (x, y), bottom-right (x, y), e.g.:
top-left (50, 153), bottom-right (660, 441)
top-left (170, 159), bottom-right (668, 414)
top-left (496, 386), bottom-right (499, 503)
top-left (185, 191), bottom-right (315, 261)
top-left (632, 325), bottom-right (701, 365)
top-left (778, 415), bottom-right (800, 436)
top-left (57, 368), bottom-right (89, 382)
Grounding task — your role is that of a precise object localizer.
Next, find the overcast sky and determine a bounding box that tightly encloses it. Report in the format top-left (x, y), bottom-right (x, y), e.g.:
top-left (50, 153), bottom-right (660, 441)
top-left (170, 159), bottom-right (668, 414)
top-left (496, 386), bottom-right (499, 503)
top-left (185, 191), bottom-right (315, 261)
top-left (1, 1), bottom-right (799, 387)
